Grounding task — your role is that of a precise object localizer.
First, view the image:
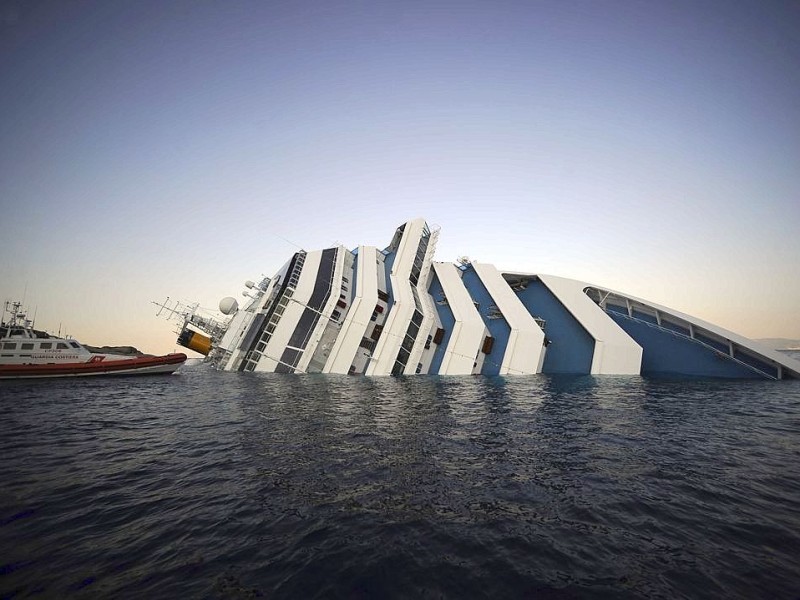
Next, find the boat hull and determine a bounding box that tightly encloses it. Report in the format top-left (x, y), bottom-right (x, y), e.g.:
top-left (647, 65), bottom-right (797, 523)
top-left (0, 353), bottom-right (188, 379)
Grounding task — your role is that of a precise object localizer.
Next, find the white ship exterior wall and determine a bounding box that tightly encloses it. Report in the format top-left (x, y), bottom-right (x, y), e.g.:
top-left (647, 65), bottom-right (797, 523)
top-left (537, 274), bottom-right (643, 375)
top-left (216, 309), bottom-right (254, 369)
top-left (403, 228), bottom-right (439, 374)
top-left (295, 247), bottom-right (347, 373)
top-left (433, 262), bottom-right (489, 375)
top-left (323, 246), bottom-right (379, 374)
top-left (218, 278), bottom-right (278, 371)
top-left (366, 219), bottom-right (427, 376)
top-left (304, 249), bottom-right (354, 372)
top-left (218, 281), bottom-right (274, 371)
top-left (472, 262), bottom-right (545, 375)
top-left (417, 302), bottom-right (442, 375)
top-left (255, 250), bottom-right (322, 372)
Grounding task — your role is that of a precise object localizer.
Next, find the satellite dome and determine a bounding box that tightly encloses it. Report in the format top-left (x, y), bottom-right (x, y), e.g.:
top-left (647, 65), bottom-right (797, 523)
top-left (219, 297), bottom-right (239, 315)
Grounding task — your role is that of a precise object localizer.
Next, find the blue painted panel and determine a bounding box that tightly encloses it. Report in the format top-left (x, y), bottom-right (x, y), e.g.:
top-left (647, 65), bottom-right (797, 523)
top-left (632, 310), bottom-right (658, 324)
top-left (426, 272), bottom-right (455, 374)
top-left (460, 267), bottom-right (508, 376)
top-left (694, 333), bottom-right (729, 354)
top-left (660, 319), bottom-right (690, 336)
top-left (607, 304), bottom-right (628, 316)
top-left (515, 280), bottom-right (594, 374)
top-left (608, 313), bottom-right (763, 379)
top-left (733, 349), bottom-right (778, 378)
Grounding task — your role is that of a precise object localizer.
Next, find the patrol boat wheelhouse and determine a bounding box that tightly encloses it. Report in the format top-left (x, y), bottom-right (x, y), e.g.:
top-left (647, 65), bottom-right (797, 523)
top-left (165, 218), bottom-right (800, 380)
top-left (0, 301), bottom-right (186, 379)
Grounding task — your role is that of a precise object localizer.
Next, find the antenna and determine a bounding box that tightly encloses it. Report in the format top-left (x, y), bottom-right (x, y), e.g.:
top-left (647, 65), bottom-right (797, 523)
top-left (152, 297), bottom-right (197, 321)
top-left (275, 233), bottom-right (304, 251)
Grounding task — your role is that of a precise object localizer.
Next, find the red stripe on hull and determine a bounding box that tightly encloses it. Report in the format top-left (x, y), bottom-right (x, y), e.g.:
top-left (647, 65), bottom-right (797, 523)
top-left (0, 353), bottom-right (188, 379)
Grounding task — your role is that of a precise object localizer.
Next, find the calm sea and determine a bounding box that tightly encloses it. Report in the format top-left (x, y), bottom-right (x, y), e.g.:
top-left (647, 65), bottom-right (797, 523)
top-left (2, 364), bottom-right (800, 599)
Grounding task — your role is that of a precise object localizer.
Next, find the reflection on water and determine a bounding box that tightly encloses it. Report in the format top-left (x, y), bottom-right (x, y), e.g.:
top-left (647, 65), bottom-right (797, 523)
top-left (1, 370), bottom-right (799, 599)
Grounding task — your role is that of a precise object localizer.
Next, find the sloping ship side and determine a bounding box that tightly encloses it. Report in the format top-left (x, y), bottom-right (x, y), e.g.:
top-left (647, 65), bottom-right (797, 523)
top-left (174, 219), bottom-right (800, 380)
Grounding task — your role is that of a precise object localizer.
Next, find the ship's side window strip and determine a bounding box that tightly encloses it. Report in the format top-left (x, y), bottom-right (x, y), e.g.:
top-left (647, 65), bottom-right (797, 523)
top-left (3, 342), bottom-right (16, 350)
top-left (21, 343), bottom-right (34, 350)
top-left (40, 342), bottom-right (52, 349)
top-left (57, 343), bottom-right (69, 349)
top-left (69, 342), bottom-right (80, 349)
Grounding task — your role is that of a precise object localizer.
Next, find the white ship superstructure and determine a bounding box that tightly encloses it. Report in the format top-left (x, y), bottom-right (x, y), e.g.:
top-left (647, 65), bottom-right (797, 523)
top-left (168, 218), bottom-right (800, 380)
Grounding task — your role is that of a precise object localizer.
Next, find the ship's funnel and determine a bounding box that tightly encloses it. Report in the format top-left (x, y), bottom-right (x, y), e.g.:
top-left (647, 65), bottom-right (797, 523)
top-left (177, 328), bottom-right (212, 356)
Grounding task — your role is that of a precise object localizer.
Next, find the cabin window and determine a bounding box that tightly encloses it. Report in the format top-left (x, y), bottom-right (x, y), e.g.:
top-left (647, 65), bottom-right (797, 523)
top-left (377, 290), bottom-right (389, 302)
top-left (3, 342), bottom-right (16, 350)
top-left (40, 342), bottom-right (52, 350)
top-left (21, 343), bottom-right (34, 350)
top-left (332, 310), bottom-right (342, 321)
top-left (342, 276), bottom-right (349, 283)
top-left (69, 342), bottom-right (80, 349)
top-left (57, 343), bottom-right (69, 350)
top-left (482, 336), bottom-right (494, 354)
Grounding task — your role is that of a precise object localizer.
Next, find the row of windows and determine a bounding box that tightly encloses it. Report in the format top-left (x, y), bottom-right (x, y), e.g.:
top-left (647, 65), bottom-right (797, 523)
top-left (392, 310), bottom-right (424, 375)
top-left (409, 235), bottom-right (430, 286)
top-left (2, 341), bottom-right (79, 350)
top-left (242, 287), bottom-right (296, 371)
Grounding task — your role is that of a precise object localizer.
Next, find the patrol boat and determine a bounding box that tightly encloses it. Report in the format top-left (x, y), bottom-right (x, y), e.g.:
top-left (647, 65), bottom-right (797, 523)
top-left (0, 301), bottom-right (186, 379)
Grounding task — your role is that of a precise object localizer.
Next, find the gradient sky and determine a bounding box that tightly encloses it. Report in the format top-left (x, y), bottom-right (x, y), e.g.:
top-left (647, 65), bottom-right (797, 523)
top-left (2, 0), bottom-right (798, 354)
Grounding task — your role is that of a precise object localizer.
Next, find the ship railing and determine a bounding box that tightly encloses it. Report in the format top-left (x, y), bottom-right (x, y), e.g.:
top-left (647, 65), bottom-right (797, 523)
top-left (605, 308), bottom-right (779, 380)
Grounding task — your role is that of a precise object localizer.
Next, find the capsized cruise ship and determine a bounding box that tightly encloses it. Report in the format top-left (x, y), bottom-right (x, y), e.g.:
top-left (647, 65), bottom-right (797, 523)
top-left (164, 218), bottom-right (800, 380)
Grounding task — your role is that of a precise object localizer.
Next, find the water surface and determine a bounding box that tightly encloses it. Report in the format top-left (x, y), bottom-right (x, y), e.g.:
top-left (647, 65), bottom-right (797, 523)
top-left (2, 369), bottom-right (799, 598)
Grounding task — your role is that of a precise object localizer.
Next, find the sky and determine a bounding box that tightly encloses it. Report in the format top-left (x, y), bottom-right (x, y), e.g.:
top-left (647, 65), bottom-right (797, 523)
top-left (1, 0), bottom-right (798, 354)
